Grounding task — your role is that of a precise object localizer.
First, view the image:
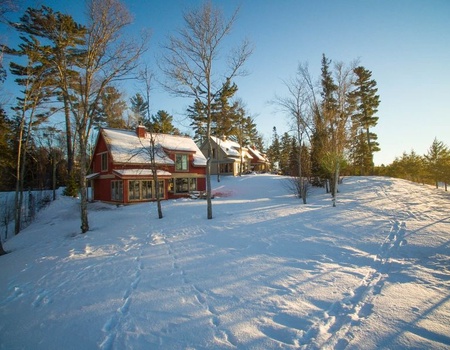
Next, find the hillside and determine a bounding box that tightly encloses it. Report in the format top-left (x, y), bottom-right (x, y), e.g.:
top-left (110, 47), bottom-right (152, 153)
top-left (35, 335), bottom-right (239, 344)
top-left (1, 175), bottom-right (449, 350)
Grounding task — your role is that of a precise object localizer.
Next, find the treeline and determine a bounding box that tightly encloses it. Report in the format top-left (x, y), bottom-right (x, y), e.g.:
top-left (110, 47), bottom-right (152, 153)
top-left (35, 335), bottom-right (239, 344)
top-left (379, 138), bottom-right (450, 190)
top-left (267, 127), bottom-right (450, 191)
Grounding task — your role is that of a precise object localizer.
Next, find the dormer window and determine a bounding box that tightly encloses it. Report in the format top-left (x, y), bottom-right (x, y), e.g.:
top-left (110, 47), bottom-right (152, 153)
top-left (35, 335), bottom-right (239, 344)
top-left (101, 153), bottom-right (108, 171)
top-left (175, 154), bottom-right (188, 171)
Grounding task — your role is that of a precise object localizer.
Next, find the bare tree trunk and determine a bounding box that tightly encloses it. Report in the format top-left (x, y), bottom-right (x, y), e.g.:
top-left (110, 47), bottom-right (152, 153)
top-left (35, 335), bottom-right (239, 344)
top-left (154, 173), bottom-right (163, 219)
top-left (14, 105), bottom-right (35, 234)
top-left (141, 66), bottom-right (163, 219)
top-left (206, 119), bottom-right (213, 219)
top-left (79, 133), bottom-right (89, 233)
top-left (52, 152), bottom-right (57, 201)
top-left (63, 95), bottom-right (74, 176)
top-left (14, 118), bottom-right (25, 235)
top-left (332, 163), bottom-right (340, 207)
top-left (150, 136), bottom-right (163, 219)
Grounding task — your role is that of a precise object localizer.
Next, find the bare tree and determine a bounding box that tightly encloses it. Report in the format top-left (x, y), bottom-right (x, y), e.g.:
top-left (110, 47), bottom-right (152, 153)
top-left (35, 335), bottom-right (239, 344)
top-left (272, 65), bottom-right (313, 203)
top-left (159, 1), bottom-right (252, 219)
top-left (140, 66), bottom-right (163, 219)
top-left (69, 0), bottom-right (148, 233)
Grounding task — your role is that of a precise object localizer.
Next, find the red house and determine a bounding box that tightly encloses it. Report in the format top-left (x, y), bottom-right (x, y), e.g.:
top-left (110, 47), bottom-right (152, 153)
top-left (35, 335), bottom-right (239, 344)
top-left (88, 126), bottom-right (207, 204)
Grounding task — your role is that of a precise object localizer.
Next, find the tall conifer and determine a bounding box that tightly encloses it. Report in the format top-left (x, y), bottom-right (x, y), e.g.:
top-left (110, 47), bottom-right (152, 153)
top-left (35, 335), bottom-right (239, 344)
top-left (351, 66), bottom-right (380, 175)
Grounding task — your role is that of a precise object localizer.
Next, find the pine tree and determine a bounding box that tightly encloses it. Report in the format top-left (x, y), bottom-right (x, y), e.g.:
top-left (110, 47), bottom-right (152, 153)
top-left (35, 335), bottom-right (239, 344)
top-left (288, 137), bottom-right (299, 176)
top-left (13, 6), bottom-right (86, 177)
top-left (151, 110), bottom-right (180, 135)
top-left (8, 17), bottom-right (56, 233)
top-left (0, 108), bottom-right (15, 190)
top-left (310, 54), bottom-right (337, 184)
top-left (211, 80), bottom-right (238, 137)
top-left (96, 86), bottom-right (127, 128)
top-left (425, 138), bottom-right (450, 188)
top-left (267, 127), bottom-right (281, 172)
top-left (279, 132), bottom-right (292, 175)
top-left (188, 99), bottom-right (207, 144)
top-left (130, 93), bottom-right (148, 125)
top-left (350, 66), bottom-right (380, 175)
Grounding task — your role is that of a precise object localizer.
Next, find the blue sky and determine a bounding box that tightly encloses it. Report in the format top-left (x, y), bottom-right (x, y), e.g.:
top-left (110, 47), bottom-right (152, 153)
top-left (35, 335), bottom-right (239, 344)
top-left (3, 0), bottom-right (450, 165)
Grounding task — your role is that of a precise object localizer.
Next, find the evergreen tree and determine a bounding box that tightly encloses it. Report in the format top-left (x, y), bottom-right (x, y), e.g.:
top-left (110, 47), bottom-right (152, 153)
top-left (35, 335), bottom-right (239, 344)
top-left (310, 54), bottom-right (337, 184)
top-left (425, 138), bottom-right (449, 188)
top-left (150, 110), bottom-right (180, 135)
top-left (288, 136), bottom-right (299, 176)
top-left (8, 18), bottom-right (56, 233)
top-left (350, 66), bottom-right (380, 175)
top-left (267, 126), bottom-right (281, 172)
top-left (130, 93), bottom-right (148, 125)
top-left (0, 108), bottom-right (15, 190)
top-left (231, 103), bottom-right (259, 175)
top-left (12, 6), bottom-right (86, 177)
top-left (96, 86), bottom-right (127, 128)
top-left (211, 80), bottom-right (238, 137)
top-left (279, 132), bottom-right (292, 175)
top-left (300, 143), bottom-right (311, 179)
top-left (188, 98), bottom-right (207, 144)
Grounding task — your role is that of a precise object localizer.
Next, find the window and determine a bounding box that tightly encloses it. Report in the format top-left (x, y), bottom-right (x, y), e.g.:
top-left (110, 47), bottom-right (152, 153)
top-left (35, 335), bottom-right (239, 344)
top-left (101, 153), bottom-right (108, 171)
top-left (175, 154), bottom-right (188, 171)
top-left (111, 181), bottom-right (123, 201)
top-left (129, 181), bottom-right (140, 200)
top-left (128, 180), bottom-right (165, 201)
top-left (141, 181), bottom-right (153, 199)
top-left (174, 178), bottom-right (197, 193)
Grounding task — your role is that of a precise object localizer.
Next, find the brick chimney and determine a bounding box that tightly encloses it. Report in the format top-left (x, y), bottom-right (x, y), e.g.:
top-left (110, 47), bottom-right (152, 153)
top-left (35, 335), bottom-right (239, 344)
top-left (136, 125), bottom-right (146, 138)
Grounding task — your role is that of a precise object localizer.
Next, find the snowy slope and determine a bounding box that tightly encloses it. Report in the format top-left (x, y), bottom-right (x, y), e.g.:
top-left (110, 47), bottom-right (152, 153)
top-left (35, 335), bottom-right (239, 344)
top-left (1, 175), bottom-right (449, 350)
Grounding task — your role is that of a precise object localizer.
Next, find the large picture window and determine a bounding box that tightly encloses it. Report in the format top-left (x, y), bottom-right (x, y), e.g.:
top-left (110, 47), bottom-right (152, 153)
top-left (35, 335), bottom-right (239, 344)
top-left (128, 180), bottom-right (165, 201)
top-left (175, 154), bottom-right (189, 171)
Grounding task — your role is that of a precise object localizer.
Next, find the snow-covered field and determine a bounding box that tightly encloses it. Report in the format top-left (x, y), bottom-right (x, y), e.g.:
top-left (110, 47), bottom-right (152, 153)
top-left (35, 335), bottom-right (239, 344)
top-left (1, 175), bottom-right (449, 350)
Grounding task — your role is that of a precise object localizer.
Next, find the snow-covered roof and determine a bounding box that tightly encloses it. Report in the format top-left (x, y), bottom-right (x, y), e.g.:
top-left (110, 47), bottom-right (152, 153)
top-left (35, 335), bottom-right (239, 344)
top-left (102, 128), bottom-right (207, 166)
top-left (210, 136), bottom-right (265, 161)
top-left (248, 147), bottom-right (269, 163)
top-left (113, 169), bottom-right (172, 177)
top-left (211, 136), bottom-right (240, 157)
